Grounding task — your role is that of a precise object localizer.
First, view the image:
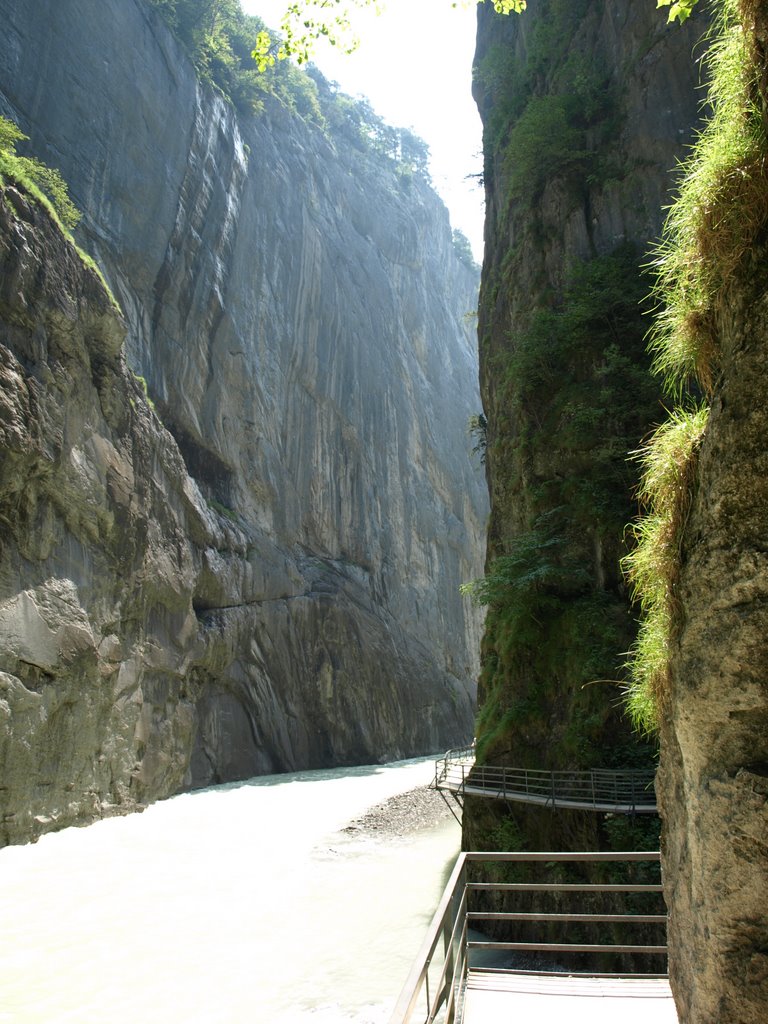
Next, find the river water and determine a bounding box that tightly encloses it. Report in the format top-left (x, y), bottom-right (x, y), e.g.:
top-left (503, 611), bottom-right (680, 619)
top-left (0, 757), bottom-right (459, 1024)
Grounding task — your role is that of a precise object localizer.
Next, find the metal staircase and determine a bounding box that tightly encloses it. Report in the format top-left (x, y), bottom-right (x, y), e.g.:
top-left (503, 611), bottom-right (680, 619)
top-left (389, 851), bottom-right (670, 1024)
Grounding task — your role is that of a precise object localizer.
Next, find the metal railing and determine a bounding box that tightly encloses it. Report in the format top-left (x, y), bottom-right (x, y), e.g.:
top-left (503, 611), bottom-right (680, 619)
top-left (434, 749), bottom-right (657, 814)
top-left (434, 746), bottom-right (475, 786)
top-left (389, 851), bottom-right (666, 1024)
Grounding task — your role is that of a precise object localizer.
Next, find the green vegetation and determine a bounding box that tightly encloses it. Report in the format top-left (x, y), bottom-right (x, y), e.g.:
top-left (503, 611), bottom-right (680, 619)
top-left (0, 115), bottom-right (118, 308)
top-left (0, 116), bottom-right (80, 230)
top-left (647, 1), bottom-right (759, 398)
top-left (147, 0), bottom-right (431, 179)
top-left (623, 0), bottom-right (762, 731)
top-left (474, 0), bottom-right (617, 205)
top-left (623, 407), bottom-right (709, 730)
top-left (132, 373), bottom-right (158, 413)
top-left (467, 413), bottom-right (487, 465)
top-left (308, 73), bottom-right (430, 176)
top-left (452, 228), bottom-right (478, 269)
top-left (495, 248), bottom-right (660, 532)
top-left (465, 248), bottom-right (661, 764)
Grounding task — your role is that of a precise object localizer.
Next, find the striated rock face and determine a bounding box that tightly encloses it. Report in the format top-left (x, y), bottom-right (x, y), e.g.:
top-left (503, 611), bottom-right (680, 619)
top-left (0, 184), bottom-right (205, 839)
top-left (0, 0), bottom-right (487, 845)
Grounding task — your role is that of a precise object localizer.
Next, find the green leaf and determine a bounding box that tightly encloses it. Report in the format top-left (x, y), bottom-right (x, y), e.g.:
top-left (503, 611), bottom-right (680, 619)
top-left (656, 0), bottom-right (698, 23)
top-left (0, 114), bottom-right (27, 154)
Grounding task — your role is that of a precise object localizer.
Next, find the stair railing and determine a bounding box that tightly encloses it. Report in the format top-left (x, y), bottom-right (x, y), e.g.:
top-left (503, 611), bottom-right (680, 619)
top-left (388, 851), bottom-right (666, 1024)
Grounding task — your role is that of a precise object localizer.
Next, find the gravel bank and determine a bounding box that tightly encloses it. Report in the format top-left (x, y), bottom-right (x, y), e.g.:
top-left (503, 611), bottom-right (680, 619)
top-left (341, 784), bottom-right (456, 839)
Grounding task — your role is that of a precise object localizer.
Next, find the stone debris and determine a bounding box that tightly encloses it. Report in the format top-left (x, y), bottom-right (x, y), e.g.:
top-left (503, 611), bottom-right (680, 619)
top-left (341, 785), bottom-right (454, 839)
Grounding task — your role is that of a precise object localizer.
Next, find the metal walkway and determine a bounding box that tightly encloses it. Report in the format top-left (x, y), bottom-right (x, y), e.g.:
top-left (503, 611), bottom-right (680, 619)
top-left (389, 851), bottom-right (673, 1024)
top-left (434, 747), bottom-right (658, 816)
top-left (463, 971), bottom-right (677, 1023)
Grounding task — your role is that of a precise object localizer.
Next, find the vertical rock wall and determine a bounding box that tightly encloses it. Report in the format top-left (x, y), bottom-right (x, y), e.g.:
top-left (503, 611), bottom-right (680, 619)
top-left (0, 0), bottom-right (487, 845)
top-left (655, 5), bottom-right (768, 1019)
top-left (659, 282), bottom-right (768, 1023)
top-left (465, 0), bottom-right (705, 853)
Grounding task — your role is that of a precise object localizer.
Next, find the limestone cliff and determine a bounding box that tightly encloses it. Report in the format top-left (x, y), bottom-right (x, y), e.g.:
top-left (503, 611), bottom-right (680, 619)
top-left (0, 0), bottom-right (487, 846)
top-left (464, 0), bottom-right (706, 859)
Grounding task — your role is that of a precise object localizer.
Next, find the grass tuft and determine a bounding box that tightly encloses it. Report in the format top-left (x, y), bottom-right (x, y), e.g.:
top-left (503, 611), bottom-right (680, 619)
top-left (0, 115), bottom-right (120, 313)
top-left (623, 0), bottom-right (768, 732)
top-left (647, 0), bottom-right (767, 398)
top-left (623, 406), bottom-right (709, 731)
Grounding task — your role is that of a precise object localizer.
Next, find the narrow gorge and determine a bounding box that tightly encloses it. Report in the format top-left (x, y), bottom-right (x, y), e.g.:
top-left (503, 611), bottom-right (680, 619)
top-left (4, 1), bottom-right (768, 1019)
top-left (0, 0), bottom-right (487, 846)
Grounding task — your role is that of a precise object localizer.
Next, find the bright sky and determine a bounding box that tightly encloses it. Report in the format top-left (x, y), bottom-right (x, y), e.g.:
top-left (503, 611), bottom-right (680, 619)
top-left (241, 0), bottom-right (485, 260)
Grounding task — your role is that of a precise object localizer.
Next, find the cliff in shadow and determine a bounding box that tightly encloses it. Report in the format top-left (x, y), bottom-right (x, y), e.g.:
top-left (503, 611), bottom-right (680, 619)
top-left (464, 0), bottom-right (706, 866)
top-left (0, 0), bottom-right (487, 846)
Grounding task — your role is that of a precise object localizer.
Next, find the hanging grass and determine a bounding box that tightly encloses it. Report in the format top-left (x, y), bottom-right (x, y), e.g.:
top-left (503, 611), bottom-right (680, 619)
top-left (623, 0), bottom-right (768, 732)
top-left (623, 407), bottom-right (709, 732)
top-left (647, 0), bottom-right (767, 398)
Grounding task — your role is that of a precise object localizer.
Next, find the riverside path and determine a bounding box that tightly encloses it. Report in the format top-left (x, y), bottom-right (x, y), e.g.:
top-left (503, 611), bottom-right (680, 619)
top-left (433, 746), bottom-right (658, 819)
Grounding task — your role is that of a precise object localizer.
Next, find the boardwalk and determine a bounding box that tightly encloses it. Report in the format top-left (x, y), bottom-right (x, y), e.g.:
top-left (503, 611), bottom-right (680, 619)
top-left (463, 972), bottom-right (678, 1023)
top-left (434, 747), bottom-right (658, 815)
top-left (391, 754), bottom-right (669, 1024)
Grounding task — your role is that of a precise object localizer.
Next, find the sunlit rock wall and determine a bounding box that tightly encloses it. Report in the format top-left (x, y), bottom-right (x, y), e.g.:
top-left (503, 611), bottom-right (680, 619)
top-left (0, 0), bottom-right (486, 845)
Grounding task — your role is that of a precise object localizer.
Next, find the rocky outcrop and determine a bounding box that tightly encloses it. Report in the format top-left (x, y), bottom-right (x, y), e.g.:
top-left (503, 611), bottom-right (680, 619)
top-left (0, 183), bottom-right (204, 840)
top-left (464, 0), bottom-right (706, 853)
top-left (0, 0), bottom-right (487, 846)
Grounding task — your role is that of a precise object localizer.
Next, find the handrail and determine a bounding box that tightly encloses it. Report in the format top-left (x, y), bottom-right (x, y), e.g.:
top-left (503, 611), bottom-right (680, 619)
top-left (389, 851), bottom-right (666, 1024)
top-left (389, 853), bottom-right (468, 1024)
top-left (434, 751), bottom-right (657, 814)
top-left (434, 746), bottom-right (475, 786)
